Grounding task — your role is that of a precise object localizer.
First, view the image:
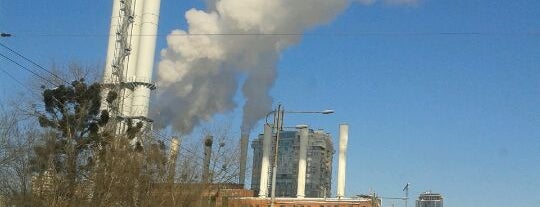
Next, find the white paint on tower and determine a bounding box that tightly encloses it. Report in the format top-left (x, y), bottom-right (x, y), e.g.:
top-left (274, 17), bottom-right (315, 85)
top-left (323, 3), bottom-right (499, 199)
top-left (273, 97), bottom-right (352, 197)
top-left (296, 125), bottom-right (309, 198)
top-left (337, 123), bottom-right (349, 199)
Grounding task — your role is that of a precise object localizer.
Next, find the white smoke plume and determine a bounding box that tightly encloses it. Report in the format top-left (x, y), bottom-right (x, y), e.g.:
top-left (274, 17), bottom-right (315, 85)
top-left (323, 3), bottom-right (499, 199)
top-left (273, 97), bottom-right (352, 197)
top-left (155, 0), bottom-right (417, 134)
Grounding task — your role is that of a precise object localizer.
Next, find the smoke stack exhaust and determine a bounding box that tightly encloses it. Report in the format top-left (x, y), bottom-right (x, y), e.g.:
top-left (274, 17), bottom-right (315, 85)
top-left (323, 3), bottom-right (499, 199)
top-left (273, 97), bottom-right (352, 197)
top-left (239, 132), bottom-right (249, 186)
top-left (155, 0), bottom-right (357, 134)
top-left (258, 124), bottom-right (272, 198)
top-left (337, 124), bottom-right (349, 198)
top-left (296, 125), bottom-right (309, 198)
top-left (202, 135), bottom-right (213, 183)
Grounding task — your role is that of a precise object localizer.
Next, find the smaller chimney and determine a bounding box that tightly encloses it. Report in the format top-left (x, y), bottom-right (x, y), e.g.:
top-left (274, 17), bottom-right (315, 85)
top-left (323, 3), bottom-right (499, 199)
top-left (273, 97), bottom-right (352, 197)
top-left (239, 132), bottom-right (249, 186)
top-left (296, 125), bottom-right (309, 198)
top-left (202, 135), bottom-right (213, 183)
top-left (259, 124), bottom-right (272, 198)
top-left (168, 137), bottom-right (181, 183)
top-left (337, 124), bottom-right (349, 199)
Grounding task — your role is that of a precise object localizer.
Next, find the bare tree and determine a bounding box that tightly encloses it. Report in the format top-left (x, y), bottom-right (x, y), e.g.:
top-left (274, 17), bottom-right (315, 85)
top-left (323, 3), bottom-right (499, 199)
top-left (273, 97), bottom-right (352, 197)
top-left (0, 105), bottom-right (39, 206)
top-left (1, 63), bottom-right (245, 207)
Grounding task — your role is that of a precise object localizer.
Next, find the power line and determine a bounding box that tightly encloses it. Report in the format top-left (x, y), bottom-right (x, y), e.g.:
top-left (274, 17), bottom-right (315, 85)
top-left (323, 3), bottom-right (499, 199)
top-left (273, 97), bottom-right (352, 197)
top-left (0, 52), bottom-right (57, 87)
top-left (6, 31), bottom-right (540, 37)
top-left (0, 42), bottom-right (70, 85)
top-left (0, 66), bottom-right (38, 95)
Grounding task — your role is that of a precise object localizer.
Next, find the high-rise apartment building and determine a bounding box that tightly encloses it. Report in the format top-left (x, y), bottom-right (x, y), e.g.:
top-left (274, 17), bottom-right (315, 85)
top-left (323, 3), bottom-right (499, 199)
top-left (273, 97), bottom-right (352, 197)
top-left (251, 128), bottom-right (334, 198)
top-left (416, 191), bottom-right (443, 207)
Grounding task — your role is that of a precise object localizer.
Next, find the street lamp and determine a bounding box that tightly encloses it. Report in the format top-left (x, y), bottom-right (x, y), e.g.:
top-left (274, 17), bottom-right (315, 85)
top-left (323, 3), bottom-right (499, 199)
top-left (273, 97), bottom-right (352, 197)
top-left (1, 33), bottom-right (12, 37)
top-left (264, 104), bottom-right (334, 207)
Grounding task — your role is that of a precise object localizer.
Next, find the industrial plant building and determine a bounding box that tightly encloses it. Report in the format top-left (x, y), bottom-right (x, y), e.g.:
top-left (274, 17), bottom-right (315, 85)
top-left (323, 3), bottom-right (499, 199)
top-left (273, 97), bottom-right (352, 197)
top-left (416, 191), bottom-right (443, 207)
top-left (251, 127), bottom-right (334, 198)
top-left (226, 197), bottom-right (380, 207)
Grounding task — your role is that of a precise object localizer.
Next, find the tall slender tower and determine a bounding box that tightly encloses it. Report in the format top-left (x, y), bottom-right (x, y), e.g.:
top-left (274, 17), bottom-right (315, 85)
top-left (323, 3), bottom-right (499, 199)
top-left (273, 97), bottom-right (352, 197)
top-left (102, 0), bottom-right (161, 134)
top-left (239, 133), bottom-right (249, 186)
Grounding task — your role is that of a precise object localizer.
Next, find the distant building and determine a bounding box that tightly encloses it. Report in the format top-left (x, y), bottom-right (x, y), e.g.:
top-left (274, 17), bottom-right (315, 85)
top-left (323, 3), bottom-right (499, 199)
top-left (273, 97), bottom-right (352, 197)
top-left (227, 197), bottom-right (380, 207)
top-left (416, 191), bottom-right (443, 207)
top-left (251, 128), bottom-right (334, 198)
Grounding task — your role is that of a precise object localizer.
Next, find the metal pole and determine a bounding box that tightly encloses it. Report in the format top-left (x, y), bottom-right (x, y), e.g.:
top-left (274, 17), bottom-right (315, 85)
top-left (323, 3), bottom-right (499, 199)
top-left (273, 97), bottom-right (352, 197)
top-left (405, 188), bottom-right (408, 207)
top-left (403, 183), bottom-right (410, 207)
top-left (270, 104), bottom-right (283, 207)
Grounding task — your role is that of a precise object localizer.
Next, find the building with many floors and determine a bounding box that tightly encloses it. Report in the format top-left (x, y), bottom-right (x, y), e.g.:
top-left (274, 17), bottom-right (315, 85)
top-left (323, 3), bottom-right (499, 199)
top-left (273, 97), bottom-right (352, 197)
top-left (251, 128), bottom-right (334, 198)
top-left (416, 191), bottom-right (443, 207)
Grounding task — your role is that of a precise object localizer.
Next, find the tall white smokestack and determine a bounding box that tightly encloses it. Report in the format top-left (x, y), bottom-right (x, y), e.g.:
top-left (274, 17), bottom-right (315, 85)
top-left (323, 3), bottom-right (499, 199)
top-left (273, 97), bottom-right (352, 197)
top-left (239, 132), bottom-right (249, 186)
top-left (101, 0), bottom-right (121, 114)
top-left (131, 0), bottom-right (161, 119)
top-left (337, 124), bottom-right (349, 199)
top-left (296, 125), bottom-right (309, 198)
top-left (121, 0), bottom-right (145, 118)
top-left (258, 124), bottom-right (272, 198)
top-left (102, 0), bottom-right (120, 86)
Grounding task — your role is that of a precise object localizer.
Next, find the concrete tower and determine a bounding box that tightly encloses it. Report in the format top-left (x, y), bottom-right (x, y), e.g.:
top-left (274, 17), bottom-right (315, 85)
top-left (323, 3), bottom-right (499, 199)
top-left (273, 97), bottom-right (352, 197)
top-left (337, 124), bottom-right (349, 199)
top-left (102, 0), bottom-right (160, 134)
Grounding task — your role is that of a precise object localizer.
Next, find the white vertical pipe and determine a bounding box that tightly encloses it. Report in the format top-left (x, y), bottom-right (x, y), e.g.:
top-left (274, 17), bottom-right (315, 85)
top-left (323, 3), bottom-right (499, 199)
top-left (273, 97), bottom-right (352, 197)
top-left (103, 0), bottom-right (121, 83)
top-left (131, 0), bottom-right (161, 118)
top-left (296, 125), bottom-right (309, 198)
top-left (101, 0), bottom-right (121, 111)
top-left (121, 0), bottom-right (144, 117)
top-left (169, 137), bottom-right (180, 159)
top-left (126, 0), bottom-right (144, 78)
top-left (239, 132), bottom-right (249, 186)
top-left (259, 124), bottom-right (272, 198)
top-left (168, 137), bottom-right (181, 183)
top-left (337, 124), bottom-right (349, 199)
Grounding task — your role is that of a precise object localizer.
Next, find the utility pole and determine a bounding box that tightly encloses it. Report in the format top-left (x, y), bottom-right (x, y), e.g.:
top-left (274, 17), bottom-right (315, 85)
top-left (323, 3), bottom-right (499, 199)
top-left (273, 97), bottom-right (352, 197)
top-left (270, 104), bottom-right (283, 207)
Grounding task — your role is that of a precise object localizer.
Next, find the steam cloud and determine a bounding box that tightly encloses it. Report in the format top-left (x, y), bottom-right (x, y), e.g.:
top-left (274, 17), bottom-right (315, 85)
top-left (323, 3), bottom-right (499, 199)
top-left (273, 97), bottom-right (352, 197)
top-left (155, 0), bottom-right (417, 134)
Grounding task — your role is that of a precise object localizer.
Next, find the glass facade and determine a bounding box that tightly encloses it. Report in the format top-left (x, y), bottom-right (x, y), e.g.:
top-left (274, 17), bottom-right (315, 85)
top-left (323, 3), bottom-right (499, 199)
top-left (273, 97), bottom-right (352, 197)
top-left (251, 129), bottom-right (334, 198)
top-left (416, 192), bottom-right (443, 207)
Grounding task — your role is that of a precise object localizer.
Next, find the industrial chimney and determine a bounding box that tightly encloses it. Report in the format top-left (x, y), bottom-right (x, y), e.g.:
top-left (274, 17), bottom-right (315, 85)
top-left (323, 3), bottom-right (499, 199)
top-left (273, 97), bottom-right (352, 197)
top-left (121, 0), bottom-right (145, 119)
top-left (131, 0), bottom-right (162, 120)
top-left (337, 124), bottom-right (349, 199)
top-left (101, 0), bottom-right (161, 134)
top-left (202, 135), bottom-right (213, 183)
top-left (168, 137), bottom-right (181, 183)
top-left (239, 132), bottom-right (249, 186)
top-left (296, 125), bottom-right (309, 198)
top-left (258, 124), bottom-right (272, 198)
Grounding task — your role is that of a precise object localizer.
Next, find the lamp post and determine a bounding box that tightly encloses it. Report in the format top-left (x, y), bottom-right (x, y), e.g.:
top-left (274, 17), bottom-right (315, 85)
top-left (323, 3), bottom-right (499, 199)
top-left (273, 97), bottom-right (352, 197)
top-left (265, 104), bottom-right (334, 207)
top-left (1, 33), bottom-right (12, 37)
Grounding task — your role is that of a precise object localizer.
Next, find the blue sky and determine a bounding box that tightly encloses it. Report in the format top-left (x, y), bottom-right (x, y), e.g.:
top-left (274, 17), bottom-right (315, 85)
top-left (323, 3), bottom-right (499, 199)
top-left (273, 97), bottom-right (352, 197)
top-left (1, 0), bottom-right (539, 206)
